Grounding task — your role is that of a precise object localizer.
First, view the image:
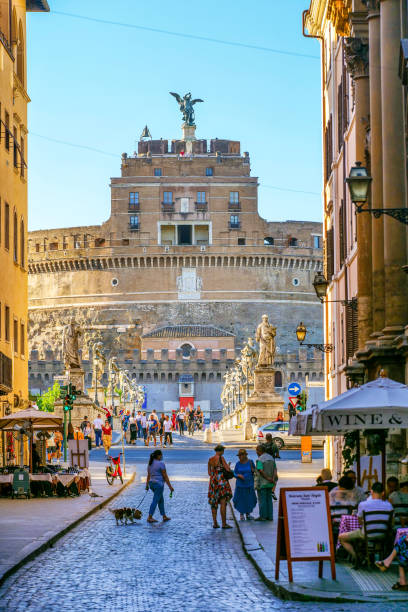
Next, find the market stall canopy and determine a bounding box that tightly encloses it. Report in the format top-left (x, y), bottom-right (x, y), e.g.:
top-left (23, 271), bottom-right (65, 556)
top-left (312, 377), bottom-right (408, 434)
top-left (0, 409), bottom-right (62, 430)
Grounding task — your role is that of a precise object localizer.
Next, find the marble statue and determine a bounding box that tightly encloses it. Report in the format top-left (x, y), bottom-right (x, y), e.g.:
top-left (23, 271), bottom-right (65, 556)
top-left (169, 92), bottom-right (204, 126)
top-left (92, 342), bottom-right (106, 385)
top-left (255, 314), bottom-right (276, 368)
top-left (62, 318), bottom-right (82, 370)
top-left (240, 337), bottom-right (258, 383)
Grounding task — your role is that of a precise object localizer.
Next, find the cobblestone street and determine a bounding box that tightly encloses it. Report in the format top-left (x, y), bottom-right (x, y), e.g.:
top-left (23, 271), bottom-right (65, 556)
top-left (0, 446), bottom-right (402, 611)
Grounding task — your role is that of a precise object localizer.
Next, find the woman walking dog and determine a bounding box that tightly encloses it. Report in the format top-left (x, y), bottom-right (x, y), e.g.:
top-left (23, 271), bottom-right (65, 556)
top-left (146, 449), bottom-right (174, 523)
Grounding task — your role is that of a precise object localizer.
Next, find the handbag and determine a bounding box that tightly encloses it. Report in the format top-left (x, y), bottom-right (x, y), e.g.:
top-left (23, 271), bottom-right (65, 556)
top-left (219, 456), bottom-right (234, 480)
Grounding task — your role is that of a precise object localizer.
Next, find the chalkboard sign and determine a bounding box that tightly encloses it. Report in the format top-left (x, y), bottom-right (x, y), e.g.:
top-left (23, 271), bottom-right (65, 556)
top-left (275, 487), bottom-right (336, 582)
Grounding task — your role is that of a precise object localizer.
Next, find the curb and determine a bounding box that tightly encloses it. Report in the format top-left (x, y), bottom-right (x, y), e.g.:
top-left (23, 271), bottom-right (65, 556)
top-left (0, 472), bottom-right (136, 588)
top-left (231, 505), bottom-right (406, 604)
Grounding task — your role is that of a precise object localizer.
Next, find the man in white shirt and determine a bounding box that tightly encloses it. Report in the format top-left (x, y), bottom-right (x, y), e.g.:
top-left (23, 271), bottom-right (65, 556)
top-left (93, 415), bottom-right (103, 448)
top-left (163, 415), bottom-right (173, 446)
top-left (338, 482), bottom-right (393, 568)
top-left (177, 410), bottom-right (185, 436)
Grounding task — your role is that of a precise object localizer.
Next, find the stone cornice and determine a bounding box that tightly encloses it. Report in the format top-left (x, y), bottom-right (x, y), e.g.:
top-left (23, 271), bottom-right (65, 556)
top-left (306, 0), bottom-right (351, 36)
top-left (344, 37), bottom-right (369, 79)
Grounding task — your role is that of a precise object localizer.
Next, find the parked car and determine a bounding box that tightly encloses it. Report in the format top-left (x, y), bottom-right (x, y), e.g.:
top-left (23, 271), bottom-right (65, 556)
top-left (257, 421), bottom-right (325, 449)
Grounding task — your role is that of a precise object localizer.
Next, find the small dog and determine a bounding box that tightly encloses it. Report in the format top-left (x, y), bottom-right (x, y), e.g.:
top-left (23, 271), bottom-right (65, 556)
top-left (110, 507), bottom-right (142, 525)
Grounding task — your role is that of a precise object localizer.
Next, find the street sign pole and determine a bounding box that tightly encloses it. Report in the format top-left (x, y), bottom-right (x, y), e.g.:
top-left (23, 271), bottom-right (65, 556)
top-left (63, 410), bottom-right (67, 462)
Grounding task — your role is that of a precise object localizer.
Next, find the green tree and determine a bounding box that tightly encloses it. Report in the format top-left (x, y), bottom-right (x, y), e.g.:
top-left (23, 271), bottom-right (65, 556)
top-left (37, 381), bottom-right (61, 413)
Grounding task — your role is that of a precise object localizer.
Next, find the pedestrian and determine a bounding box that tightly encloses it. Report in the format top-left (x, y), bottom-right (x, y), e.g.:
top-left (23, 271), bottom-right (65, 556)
top-left (376, 533), bottom-right (408, 590)
top-left (195, 405), bottom-right (203, 430)
top-left (163, 415), bottom-right (173, 446)
top-left (102, 419), bottom-right (112, 458)
top-left (171, 409), bottom-right (177, 431)
top-left (145, 449), bottom-right (174, 523)
top-left (74, 426), bottom-right (84, 440)
top-left (54, 429), bottom-right (63, 460)
top-left (208, 444), bottom-right (233, 529)
top-left (67, 423), bottom-right (74, 441)
top-left (141, 411), bottom-right (148, 445)
top-left (177, 409), bottom-right (185, 435)
top-left (46, 432), bottom-right (56, 462)
top-left (129, 413), bottom-right (137, 445)
top-left (288, 402), bottom-right (296, 420)
top-left (136, 410), bottom-right (143, 438)
top-left (159, 412), bottom-right (166, 446)
top-left (233, 449), bottom-right (257, 521)
top-left (81, 415), bottom-right (92, 451)
top-left (254, 444), bottom-right (277, 521)
top-left (188, 407), bottom-right (195, 436)
top-left (147, 414), bottom-right (158, 446)
top-left (264, 433), bottom-right (280, 459)
top-left (93, 414), bottom-right (103, 448)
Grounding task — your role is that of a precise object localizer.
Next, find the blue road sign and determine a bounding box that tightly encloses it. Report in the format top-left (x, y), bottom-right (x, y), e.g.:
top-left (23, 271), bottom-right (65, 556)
top-left (288, 382), bottom-right (302, 396)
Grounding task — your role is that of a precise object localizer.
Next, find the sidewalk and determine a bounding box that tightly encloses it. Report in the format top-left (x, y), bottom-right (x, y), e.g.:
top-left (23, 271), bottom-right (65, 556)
top-left (232, 458), bottom-right (408, 604)
top-left (183, 428), bottom-right (258, 447)
top-left (0, 461), bottom-right (135, 586)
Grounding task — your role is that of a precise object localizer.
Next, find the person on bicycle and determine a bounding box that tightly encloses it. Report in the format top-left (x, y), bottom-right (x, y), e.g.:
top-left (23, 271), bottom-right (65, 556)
top-left (146, 449), bottom-right (174, 523)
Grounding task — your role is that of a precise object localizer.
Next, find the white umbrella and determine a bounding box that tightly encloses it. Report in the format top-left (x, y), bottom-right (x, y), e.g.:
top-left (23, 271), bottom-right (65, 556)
top-left (312, 377), bottom-right (408, 434)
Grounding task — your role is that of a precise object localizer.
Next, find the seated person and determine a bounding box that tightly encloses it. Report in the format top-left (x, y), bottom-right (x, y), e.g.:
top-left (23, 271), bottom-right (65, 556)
top-left (329, 475), bottom-right (357, 506)
top-left (376, 532), bottom-right (408, 591)
top-left (338, 482), bottom-right (393, 569)
top-left (318, 468), bottom-right (338, 492)
top-left (32, 443), bottom-right (41, 471)
top-left (344, 469), bottom-right (366, 504)
top-left (387, 476), bottom-right (399, 499)
top-left (389, 481), bottom-right (408, 525)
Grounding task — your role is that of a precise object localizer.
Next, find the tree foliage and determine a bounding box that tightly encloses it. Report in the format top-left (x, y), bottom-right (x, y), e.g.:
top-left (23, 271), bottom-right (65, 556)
top-left (37, 381), bottom-right (61, 413)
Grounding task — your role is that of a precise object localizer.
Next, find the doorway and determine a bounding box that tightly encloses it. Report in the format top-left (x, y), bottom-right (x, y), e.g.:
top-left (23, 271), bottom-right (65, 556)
top-left (178, 225), bottom-right (192, 245)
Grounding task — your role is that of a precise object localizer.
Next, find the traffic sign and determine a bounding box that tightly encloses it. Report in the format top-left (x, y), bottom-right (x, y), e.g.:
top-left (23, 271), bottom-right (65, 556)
top-left (288, 382), bottom-right (302, 396)
top-left (289, 397), bottom-right (299, 409)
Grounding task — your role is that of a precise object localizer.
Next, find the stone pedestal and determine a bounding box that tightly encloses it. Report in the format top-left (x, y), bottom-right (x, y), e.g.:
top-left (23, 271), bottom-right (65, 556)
top-left (66, 368), bottom-right (85, 393)
top-left (243, 367), bottom-right (285, 440)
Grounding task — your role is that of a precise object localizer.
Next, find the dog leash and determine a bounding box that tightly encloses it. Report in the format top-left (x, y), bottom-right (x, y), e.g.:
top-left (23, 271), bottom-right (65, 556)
top-left (136, 491), bottom-right (148, 509)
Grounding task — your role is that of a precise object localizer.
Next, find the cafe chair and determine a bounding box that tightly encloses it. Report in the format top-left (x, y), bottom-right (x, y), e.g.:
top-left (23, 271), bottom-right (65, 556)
top-left (362, 510), bottom-right (394, 567)
top-left (330, 505), bottom-right (356, 548)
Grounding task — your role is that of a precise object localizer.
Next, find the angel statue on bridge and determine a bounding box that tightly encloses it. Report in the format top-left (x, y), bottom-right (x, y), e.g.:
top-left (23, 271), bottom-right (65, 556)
top-left (169, 92), bottom-right (204, 126)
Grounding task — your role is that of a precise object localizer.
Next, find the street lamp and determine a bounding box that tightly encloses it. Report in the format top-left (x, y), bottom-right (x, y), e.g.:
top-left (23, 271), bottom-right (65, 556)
top-left (346, 161), bottom-right (408, 224)
top-left (296, 322), bottom-right (334, 353)
top-left (312, 272), bottom-right (358, 311)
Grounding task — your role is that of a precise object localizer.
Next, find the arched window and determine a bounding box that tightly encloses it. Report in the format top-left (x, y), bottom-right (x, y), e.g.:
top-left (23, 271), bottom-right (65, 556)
top-left (290, 372), bottom-right (296, 382)
top-left (179, 343), bottom-right (194, 359)
top-left (13, 211), bottom-right (18, 262)
top-left (275, 371), bottom-right (282, 387)
top-left (20, 218), bottom-right (24, 267)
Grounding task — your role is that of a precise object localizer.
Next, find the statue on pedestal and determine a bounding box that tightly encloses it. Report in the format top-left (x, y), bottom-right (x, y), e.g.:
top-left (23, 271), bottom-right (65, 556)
top-left (62, 318), bottom-right (82, 370)
top-left (169, 91), bottom-right (204, 126)
top-left (240, 337), bottom-right (258, 383)
top-left (255, 314), bottom-right (276, 368)
top-left (92, 342), bottom-right (106, 386)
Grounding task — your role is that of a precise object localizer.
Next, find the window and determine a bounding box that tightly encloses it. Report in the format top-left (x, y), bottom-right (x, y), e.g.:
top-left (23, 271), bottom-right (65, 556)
top-left (154, 168), bottom-right (162, 177)
top-left (163, 191), bottom-right (173, 204)
top-left (196, 191), bottom-right (206, 203)
top-left (180, 343), bottom-right (193, 359)
top-left (13, 319), bottom-right (18, 354)
top-left (229, 191), bottom-right (239, 203)
top-left (13, 127), bottom-right (18, 167)
top-left (5, 111), bottom-right (9, 150)
top-left (238, 238), bottom-right (246, 245)
top-left (20, 322), bottom-right (25, 356)
top-left (20, 218), bottom-right (24, 267)
top-left (230, 215), bottom-right (239, 228)
top-left (313, 235), bottom-right (322, 249)
top-left (289, 237), bottom-right (298, 247)
top-left (20, 136), bottom-right (24, 177)
top-left (5, 306), bottom-right (10, 341)
top-left (35, 243), bottom-right (40, 253)
top-left (205, 167), bottom-right (213, 176)
top-left (13, 211), bottom-right (17, 262)
top-left (264, 237), bottom-right (274, 245)
top-left (129, 215), bottom-right (139, 229)
top-left (129, 192), bottom-right (139, 205)
top-left (74, 235), bottom-right (80, 248)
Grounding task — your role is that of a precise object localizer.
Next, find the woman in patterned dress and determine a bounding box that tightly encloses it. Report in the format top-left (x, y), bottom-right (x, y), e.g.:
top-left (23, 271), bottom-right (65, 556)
top-left (208, 444), bottom-right (233, 529)
top-left (376, 533), bottom-right (408, 590)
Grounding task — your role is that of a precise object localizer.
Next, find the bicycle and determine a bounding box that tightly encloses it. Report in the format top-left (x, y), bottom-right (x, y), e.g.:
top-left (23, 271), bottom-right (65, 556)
top-left (106, 452), bottom-right (123, 485)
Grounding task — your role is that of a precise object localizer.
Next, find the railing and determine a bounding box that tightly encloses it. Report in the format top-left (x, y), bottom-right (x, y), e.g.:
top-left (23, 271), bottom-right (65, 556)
top-left (195, 201), bottom-right (208, 211)
top-left (0, 352), bottom-right (12, 395)
top-left (128, 203), bottom-right (140, 212)
top-left (228, 202), bottom-right (241, 211)
top-left (128, 224), bottom-right (140, 231)
top-left (161, 202), bottom-right (174, 212)
top-left (229, 222), bottom-right (241, 229)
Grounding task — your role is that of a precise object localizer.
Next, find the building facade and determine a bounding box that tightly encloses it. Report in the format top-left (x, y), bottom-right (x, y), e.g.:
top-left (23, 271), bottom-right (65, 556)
top-left (27, 119), bottom-right (325, 415)
top-left (0, 0), bottom-right (49, 463)
top-left (304, 0), bottom-right (408, 475)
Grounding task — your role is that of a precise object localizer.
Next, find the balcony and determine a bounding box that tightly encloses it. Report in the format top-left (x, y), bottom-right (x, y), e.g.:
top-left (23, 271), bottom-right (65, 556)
top-left (195, 201), bottom-right (208, 212)
top-left (128, 223), bottom-right (140, 232)
top-left (0, 352), bottom-right (12, 395)
top-left (128, 203), bottom-right (140, 212)
top-left (228, 201), bottom-right (241, 211)
top-left (229, 222), bottom-right (241, 229)
top-left (161, 202), bottom-right (174, 212)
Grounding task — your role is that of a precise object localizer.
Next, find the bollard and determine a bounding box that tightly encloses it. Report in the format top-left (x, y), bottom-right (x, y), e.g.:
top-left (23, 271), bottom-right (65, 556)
top-left (204, 429), bottom-right (212, 444)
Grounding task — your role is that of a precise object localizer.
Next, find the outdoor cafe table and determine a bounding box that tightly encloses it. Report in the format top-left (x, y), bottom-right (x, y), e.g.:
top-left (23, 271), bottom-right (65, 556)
top-left (29, 474), bottom-right (54, 484)
top-left (0, 474), bottom-right (14, 485)
top-left (336, 514), bottom-right (360, 549)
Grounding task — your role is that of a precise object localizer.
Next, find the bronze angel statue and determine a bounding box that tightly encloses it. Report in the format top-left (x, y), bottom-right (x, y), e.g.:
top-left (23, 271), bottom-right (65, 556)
top-left (169, 92), bottom-right (204, 126)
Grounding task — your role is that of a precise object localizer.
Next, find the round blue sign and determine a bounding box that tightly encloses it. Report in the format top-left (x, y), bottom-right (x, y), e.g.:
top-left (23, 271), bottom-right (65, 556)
top-left (288, 382), bottom-right (301, 396)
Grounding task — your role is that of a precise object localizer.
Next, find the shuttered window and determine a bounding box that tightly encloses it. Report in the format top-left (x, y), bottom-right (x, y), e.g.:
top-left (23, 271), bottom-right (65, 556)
top-left (346, 302), bottom-right (359, 359)
top-left (339, 200), bottom-right (347, 268)
top-left (324, 114), bottom-right (333, 183)
top-left (325, 227), bottom-right (334, 279)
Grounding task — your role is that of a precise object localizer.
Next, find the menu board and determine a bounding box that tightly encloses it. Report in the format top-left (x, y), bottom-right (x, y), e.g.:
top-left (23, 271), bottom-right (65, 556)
top-left (285, 489), bottom-right (331, 558)
top-left (275, 487), bottom-right (335, 582)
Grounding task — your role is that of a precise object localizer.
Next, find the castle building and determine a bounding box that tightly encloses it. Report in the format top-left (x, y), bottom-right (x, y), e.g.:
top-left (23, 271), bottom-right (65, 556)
top-left (0, 0), bottom-right (49, 463)
top-left (27, 115), bottom-right (324, 417)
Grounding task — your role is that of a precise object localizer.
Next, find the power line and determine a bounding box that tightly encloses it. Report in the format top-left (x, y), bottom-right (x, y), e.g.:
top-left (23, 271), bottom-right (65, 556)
top-left (262, 184), bottom-right (320, 196)
top-left (52, 10), bottom-right (320, 60)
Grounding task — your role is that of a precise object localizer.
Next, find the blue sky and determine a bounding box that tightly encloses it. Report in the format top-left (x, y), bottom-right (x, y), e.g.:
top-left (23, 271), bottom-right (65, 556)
top-left (27, 0), bottom-right (322, 231)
